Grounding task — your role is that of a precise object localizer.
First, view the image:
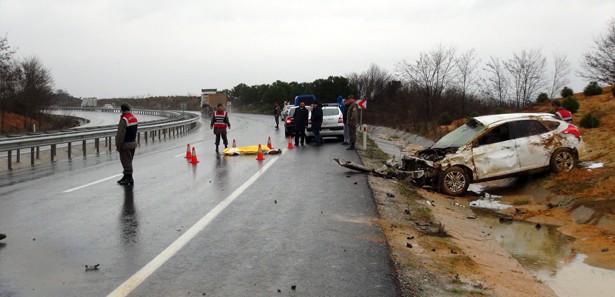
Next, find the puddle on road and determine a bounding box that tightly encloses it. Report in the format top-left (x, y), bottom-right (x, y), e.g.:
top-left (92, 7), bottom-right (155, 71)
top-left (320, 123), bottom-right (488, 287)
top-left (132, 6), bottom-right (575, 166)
top-left (478, 213), bottom-right (615, 297)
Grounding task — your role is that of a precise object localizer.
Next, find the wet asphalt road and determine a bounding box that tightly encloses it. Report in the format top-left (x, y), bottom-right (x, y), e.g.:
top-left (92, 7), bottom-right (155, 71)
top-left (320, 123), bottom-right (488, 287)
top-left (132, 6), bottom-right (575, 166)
top-left (0, 113), bottom-right (399, 297)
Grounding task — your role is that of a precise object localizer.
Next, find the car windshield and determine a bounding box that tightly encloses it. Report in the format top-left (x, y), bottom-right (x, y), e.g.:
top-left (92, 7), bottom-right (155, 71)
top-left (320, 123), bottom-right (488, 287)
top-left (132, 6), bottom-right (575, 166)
top-left (432, 119), bottom-right (487, 149)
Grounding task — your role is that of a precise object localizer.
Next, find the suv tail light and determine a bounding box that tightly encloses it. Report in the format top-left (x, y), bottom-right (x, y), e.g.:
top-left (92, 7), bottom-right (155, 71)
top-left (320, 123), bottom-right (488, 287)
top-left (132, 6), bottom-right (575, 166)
top-left (562, 124), bottom-right (581, 139)
top-left (338, 116), bottom-right (343, 123)
top-left (285, 118), bottom-right (293, 124)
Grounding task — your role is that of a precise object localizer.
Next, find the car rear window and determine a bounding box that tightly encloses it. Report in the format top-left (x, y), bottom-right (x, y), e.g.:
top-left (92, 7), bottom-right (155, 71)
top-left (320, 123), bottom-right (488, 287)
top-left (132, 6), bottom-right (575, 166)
top-left (541, 120), bottom-right (561, 131)
top-left (323, 108), bottom-right (340, 116)
top-left (508, 120), bottom-right (549, 139)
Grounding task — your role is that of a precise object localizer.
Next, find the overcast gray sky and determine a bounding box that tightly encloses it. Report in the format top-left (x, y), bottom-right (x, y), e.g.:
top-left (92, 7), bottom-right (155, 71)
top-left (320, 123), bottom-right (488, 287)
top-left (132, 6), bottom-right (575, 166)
top-left (1, 0), bottom-right (614, 98)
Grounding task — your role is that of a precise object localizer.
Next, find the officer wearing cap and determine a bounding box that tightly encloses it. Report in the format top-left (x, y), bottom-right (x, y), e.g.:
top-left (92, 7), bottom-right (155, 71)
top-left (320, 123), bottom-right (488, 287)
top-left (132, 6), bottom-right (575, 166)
top-left (116, 103), bottom-right (138, 185)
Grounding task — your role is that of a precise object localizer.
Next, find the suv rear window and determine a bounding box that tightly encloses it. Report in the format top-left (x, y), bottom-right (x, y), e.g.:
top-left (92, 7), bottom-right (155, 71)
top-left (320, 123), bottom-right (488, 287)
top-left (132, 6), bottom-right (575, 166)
top-left (323, 107), bottom-right (340, 116)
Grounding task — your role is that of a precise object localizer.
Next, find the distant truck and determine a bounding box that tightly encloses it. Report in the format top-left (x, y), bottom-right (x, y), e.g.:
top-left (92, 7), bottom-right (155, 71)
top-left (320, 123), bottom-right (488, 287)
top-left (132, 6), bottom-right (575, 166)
top-left (80, 97), bottom-right (97, 107)
top-left (200, 89), bottom-right (227, 117)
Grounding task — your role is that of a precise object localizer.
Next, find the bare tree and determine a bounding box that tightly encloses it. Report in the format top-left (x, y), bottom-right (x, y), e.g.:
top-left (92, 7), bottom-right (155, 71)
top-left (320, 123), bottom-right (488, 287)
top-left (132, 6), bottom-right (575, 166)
top-left (348, 64), bottom-right (392, 102)
top-left (504, 49), bottom-right (546, 109)
top-left (17, 57), bottom-right (55, 125)
top-left (481, 56), bottom-right (509, 106)
top-left (396, 45), bottom-right (457, 123)
top-left (580, 18), bottom-right (615, 85)
top-left (454, 49), bottom-right (481, 117)
top-left (548, 53), bottom-right (571, 98)
top-left (0, 36), bottom-right (22, 132)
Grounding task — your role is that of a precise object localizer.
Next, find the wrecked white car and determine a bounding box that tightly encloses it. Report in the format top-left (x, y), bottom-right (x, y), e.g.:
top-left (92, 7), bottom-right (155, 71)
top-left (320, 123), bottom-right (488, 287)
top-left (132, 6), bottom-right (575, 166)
top-left (401, 113), bottom-right (585, 196)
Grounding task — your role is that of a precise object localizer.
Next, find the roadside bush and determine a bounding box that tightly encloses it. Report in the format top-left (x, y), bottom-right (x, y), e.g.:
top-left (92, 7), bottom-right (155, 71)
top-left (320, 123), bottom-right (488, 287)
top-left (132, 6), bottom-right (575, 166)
top-left (580, 113), bottom-right (600, 128)
top-left (560, 87), bottom-right (574, 98)
top-left (562, 96), bottom-right (580, 113)
top-left (583, 82), bottom-right (603, 96)
top-left (438, 112), bottom-right (453, 125)
top-left (536, 92), bottom-right (549, 104)
top-left (465, 111), bottom-right (479, 120)
top-left (494, 107), bottom-right (506, 114)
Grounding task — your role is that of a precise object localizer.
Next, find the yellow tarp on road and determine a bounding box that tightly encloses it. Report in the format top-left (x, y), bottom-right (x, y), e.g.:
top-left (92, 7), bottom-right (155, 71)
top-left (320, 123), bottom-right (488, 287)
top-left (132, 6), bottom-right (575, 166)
top-left (224, 145), bottom-right (281, 155)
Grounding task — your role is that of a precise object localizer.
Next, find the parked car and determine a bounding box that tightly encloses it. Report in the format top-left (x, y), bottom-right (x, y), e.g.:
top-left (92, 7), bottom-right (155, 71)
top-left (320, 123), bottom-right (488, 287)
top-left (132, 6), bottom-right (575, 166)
top-left (306, 104), bottom-right (344, 141)
top-left (102, 104), bottom-right (114, 109)
top-left (281, 105), bottom-right (293, 120)
top-left (401, 113), bottom-right (585, 196)
top-left (284, 106), bottom-right (312, 137)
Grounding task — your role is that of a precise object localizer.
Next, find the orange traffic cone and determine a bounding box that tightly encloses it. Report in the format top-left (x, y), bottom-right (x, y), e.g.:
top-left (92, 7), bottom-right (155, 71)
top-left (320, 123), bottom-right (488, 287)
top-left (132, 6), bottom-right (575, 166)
top-left (190, 147), bottom-right (199, 164)
top-left (185, 144), bottom-right (192, 159)
top-left (256, 144), bottom-right (265, 161)
top-left (267, 136), bottom-right (273, 149)
top-left (232, 139), bottom-right (237, 148)
top-left (287, 136), bottom-right (294, 149)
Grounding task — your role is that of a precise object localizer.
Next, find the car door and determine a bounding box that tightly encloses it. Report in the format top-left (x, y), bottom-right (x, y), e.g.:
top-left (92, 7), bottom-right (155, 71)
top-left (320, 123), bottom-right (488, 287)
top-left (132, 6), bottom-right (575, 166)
top-left (508, 120), bottom-right (552, 170)
top-left (471, 123), bottom-right (520, 179)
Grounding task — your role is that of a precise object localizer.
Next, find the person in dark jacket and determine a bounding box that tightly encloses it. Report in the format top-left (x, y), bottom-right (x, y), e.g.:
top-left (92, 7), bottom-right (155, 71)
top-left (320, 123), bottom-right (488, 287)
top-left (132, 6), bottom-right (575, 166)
top-left (310, 100), bottom-right (324, 146)
top-left (341, 97), bottom-right (350, 145)
top-left (293, 101), bottom-right (309, 146)
top-left (210, 103), bottom-right (231, 153)
top-left (116, 103), bottom-right (138, 185)
top-left (273, 102), bottom-right (281, 129)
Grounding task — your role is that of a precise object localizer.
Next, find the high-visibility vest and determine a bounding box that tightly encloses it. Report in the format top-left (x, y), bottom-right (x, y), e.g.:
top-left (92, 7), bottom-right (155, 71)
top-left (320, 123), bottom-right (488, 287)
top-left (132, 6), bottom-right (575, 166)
top-left (121, 112), bottom-right (138, 142)
top-left (213, 111), bottom-right (228, 128)
top-left (556, 108), bottom-right (572, 123)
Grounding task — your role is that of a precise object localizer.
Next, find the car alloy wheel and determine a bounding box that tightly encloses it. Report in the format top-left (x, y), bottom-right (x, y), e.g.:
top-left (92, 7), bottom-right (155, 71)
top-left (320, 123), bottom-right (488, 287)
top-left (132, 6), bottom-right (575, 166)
top-left (550, 149), bottom-right (575, 173)
top-left (440, 166), bottom-right (469, 196)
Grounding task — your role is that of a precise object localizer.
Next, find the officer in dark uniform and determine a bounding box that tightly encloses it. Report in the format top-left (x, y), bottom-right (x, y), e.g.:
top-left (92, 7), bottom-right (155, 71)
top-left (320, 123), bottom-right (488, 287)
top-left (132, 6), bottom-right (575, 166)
top-left (116, 103), bottom-right (138, 185)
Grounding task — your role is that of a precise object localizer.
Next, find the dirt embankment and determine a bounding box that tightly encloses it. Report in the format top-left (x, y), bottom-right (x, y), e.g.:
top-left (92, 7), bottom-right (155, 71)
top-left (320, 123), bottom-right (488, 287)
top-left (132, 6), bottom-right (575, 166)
top-left (356, 86), bottom-right (615, 296)
top-left (358, 147), bottom-right (556, 296)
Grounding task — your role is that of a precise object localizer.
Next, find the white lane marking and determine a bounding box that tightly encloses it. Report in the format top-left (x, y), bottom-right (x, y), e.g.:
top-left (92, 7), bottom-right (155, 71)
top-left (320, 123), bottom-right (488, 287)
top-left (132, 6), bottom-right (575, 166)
top-left (63, 174), bottom-right (124, 193)
top-left (106, 155), bottom-right (281, 297)
top-left (173, 153), bottom-right (185, 158)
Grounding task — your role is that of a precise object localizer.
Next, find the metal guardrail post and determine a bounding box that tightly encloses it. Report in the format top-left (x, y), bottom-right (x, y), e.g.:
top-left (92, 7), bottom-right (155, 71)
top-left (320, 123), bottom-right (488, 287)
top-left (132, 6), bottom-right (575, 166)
top-left (36, 147), bottom-right (40, 159)
top-left (68, 142), bottom-right (72, 160)
top-left (30, 147), bottom-right (35, 166)
top-left (7, 150), bottom-right (12, 170)
top-left (16, 149), bottom-right (20, 163)
top-left (82, 140), bottom-right (86, 157)
top-left (95, 138), bottom-right (100, 154)
top-left (51, 144), bottom-right (56, 162)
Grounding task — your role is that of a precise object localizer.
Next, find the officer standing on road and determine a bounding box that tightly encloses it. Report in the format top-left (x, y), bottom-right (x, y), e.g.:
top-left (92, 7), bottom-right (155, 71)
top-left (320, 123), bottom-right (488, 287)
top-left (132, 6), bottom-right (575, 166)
top-left (293, 101), bottom-right (309, 146)
top-left (340, 97), bottom-right (350, 145)
top-left (210, 103), bottom-right (231, 153)
top-left (311, 100), bottom-right (324, 146)
top-left (116, 103), bottom-right (138, 185)
top-left (273, 102), bottom-right (281, 129)
top-left (346, 96), bottom-right (359, 150)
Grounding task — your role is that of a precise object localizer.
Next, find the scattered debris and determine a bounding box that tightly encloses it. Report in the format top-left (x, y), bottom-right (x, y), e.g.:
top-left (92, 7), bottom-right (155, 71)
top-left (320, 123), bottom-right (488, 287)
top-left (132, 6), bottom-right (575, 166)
top-left (85, 264), bottom-right (100, 271)
top-left (515, 208), bottom-right (527, 215)
top-left (406, 243), bottom-right (413, 248)
top-left (472, 281), bottom-right (485, 289)
top-left (407, 236), bottom-right (415, 240)
top-left (535, 223), bottom-right (542, 229)
top-left (450, 249), bottom-right (458, 254)
top-left (602, 248), bottom-right (609, 252)
top-left (277, 289), bottom-right (281, 293)
top-left (499, 217), bottom-right (513, 224)
top-left (386, 192), bottom-right (395, 198)
top-left (466, 216), bottom-right (476, 220)
top-left (354, 182), bottom-right (358, 185)
top-left (426, 200), bottom-right (434, 207)
top-left (469, 198), bottom-right (512, 210)
top-left (291, 285), bottom-right (296, 290)
top-left (0, 233), bottom-right (6, 241)
top-left (274, 200), bottom-right (277, 204)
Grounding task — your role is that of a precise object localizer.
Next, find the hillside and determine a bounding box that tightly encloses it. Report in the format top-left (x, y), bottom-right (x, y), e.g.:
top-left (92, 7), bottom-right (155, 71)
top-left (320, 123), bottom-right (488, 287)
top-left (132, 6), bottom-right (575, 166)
top-left (518, 86), bottom-right (615, 269)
